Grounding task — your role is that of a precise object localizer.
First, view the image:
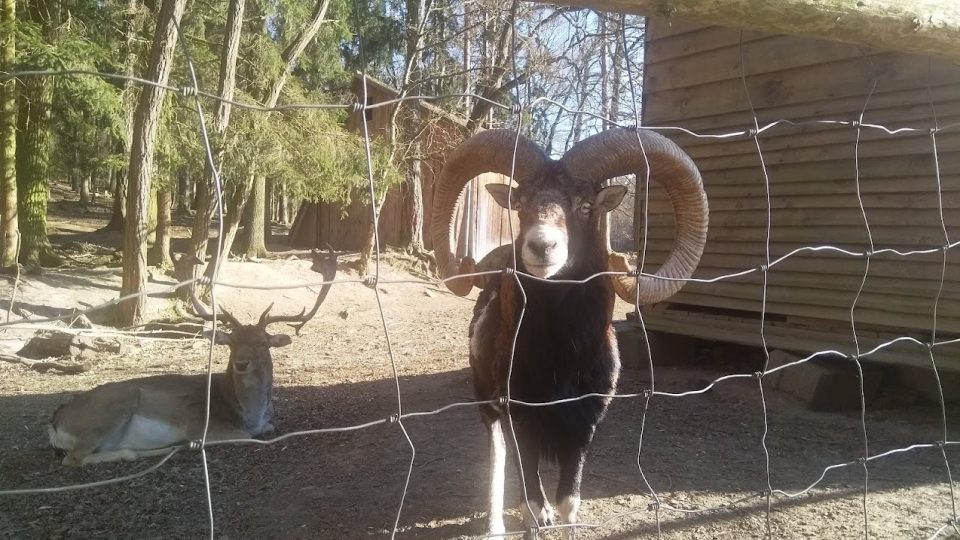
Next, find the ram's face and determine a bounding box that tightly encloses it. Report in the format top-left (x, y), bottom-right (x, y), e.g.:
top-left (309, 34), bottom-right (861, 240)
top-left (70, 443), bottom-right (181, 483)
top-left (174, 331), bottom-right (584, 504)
top-left (486, 169), bottom-right (627, 279)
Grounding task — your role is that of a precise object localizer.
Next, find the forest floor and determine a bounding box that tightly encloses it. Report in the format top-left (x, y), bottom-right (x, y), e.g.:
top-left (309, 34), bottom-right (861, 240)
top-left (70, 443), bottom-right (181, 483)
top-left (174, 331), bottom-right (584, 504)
top-left (1, 184), bottom-right (959, 539)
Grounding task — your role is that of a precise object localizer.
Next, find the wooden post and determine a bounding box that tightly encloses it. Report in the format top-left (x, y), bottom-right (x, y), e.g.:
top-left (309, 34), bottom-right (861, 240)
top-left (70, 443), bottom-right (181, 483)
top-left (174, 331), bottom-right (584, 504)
top-left (532, 0), bottom-right (960, 62)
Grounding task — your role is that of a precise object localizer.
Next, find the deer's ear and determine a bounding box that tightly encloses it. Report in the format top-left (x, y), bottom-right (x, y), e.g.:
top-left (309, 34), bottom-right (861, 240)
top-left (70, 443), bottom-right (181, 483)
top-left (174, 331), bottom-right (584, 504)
top-left (202, 328), bottom-right (232, 345)
top-left (268, 334), bottom-right (292, 348)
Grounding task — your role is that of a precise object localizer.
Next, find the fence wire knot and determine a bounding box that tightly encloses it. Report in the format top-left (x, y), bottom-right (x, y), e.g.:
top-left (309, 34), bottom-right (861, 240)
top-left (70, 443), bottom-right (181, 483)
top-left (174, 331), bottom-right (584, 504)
top-left (349, 100), bottom-right (363, 114)
top-left (387, 413), bottom-right (400, 424)
top-left (850, 119), bottom-right (861, 128)
top-left (187, 439), bottom-right (203, 451)
top-left (179, 86), bottom-right (198, 98)
top-left (510, 103), bottom-right (522, 115)
top-left (747, 127), bottom-right (758, 138)
top-left (647, 501), bottom-right (660, 512)
top-left (497, 396), bottom-right (510, 407)
top-left (363, 276), bottom-right (378, 289)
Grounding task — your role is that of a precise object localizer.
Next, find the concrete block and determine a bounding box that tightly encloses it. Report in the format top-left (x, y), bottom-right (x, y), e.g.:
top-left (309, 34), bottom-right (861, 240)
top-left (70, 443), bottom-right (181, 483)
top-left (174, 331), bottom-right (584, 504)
top-left (896, 365), bottom-right (960, 404)
top-left (614, 321), bottom-right (645, 370)
top-left (614, 322), bottom-right (698, 370)
top-left (775, 356), bottom-right (884, 412)
top-left (762, 349), bottom-right (802, 390)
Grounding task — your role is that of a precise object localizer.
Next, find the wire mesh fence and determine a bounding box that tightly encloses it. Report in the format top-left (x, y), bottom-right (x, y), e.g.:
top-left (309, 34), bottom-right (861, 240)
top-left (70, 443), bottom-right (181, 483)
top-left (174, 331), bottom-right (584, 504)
top-left (0, 4), bottom-right (959, 540)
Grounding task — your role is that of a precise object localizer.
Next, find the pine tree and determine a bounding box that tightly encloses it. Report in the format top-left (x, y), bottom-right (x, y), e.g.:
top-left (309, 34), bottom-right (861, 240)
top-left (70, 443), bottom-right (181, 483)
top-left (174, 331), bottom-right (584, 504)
top-left (117, 0), bottom-right (187, 326)
top-left (0, 0), bottom-right (16, 267)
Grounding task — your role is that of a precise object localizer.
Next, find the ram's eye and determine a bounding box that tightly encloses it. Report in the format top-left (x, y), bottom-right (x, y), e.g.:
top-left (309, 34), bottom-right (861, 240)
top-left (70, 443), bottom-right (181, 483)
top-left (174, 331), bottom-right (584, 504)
top-left (579, 202), bottom-right (592, 216)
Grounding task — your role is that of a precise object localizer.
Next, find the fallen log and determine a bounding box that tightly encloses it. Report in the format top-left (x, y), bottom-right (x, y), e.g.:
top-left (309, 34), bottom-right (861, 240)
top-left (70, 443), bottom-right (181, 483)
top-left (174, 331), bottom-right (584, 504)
top-left (16, 331), bottom-right (121, 360)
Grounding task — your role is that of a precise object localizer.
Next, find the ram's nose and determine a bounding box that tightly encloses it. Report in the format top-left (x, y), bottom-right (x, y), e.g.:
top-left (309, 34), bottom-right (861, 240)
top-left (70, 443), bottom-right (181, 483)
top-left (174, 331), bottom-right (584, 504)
top-left (528, 238), bottom-right (557, 259)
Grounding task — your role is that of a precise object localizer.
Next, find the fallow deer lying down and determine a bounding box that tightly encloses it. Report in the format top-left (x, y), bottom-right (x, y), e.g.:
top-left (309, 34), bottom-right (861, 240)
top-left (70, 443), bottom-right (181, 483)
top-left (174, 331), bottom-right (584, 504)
top-left (47, 249), bottom-right (338, 466)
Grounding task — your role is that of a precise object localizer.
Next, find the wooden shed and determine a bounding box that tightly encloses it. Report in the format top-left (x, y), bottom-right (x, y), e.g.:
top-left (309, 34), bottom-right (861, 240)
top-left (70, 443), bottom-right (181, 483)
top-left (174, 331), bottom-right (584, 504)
top-left (637, 18), bottom-right (960, 368)
top-left (289, 74), bottom-right (516, 260)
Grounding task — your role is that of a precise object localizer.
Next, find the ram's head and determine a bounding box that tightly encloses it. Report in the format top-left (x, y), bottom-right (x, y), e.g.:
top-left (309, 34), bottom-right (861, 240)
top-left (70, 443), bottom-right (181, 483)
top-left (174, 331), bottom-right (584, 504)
top-left (430, 127), bottom-right (709, 304)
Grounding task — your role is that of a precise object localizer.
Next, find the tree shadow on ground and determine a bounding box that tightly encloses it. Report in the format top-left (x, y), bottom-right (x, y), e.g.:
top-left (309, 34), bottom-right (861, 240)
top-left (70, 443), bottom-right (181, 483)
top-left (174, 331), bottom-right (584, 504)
top-left (1, 366), bottom-right (959, 539)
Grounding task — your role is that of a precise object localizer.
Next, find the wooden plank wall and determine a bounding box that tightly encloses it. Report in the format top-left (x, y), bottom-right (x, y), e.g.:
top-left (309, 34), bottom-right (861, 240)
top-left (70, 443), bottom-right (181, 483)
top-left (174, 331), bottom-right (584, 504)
top-left (291, 78), bottom-right (516, 258)
top-left (640, 18), bottom-right (960, 359)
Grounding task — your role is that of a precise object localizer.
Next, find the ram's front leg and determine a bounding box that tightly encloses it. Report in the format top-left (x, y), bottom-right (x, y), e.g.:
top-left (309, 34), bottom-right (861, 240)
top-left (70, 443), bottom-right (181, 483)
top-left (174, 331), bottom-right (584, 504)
top-left (486, 415), bottom-right (508, 536)
top-left (556, 444), bottom-right (588, 540)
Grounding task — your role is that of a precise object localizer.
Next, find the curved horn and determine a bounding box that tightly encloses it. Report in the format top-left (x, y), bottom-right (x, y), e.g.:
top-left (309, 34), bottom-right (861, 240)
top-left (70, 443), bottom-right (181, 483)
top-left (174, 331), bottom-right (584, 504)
top-left (562, 128), bottom-right (709, 305)
top-left (430, 129), bottom-right (548, 295)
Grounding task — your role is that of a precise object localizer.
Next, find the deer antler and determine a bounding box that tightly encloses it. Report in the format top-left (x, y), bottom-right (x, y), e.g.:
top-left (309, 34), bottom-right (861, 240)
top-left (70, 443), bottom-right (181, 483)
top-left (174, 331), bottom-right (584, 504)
top-left (258, 246), bottom-right (339, 334)
top-left (177, 252), bottom-right (243, 328)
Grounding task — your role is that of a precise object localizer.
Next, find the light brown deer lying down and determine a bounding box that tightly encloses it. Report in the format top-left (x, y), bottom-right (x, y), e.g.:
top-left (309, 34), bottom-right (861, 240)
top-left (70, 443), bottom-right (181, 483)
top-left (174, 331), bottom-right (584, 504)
top-left (47, 249), bottom-right (338, 466)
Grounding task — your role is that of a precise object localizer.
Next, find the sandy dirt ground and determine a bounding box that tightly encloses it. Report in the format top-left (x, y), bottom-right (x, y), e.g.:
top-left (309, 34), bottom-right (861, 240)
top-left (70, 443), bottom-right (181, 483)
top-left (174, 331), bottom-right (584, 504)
top-left (1, 189), bottom-right (959, 539)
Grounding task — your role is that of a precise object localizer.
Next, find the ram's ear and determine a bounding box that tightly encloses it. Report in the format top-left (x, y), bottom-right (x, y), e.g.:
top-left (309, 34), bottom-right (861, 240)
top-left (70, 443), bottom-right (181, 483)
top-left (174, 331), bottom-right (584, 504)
top-left (485, 184), bottom-right (519, 210)
top-left (594, 185), bottom-right (628, 213)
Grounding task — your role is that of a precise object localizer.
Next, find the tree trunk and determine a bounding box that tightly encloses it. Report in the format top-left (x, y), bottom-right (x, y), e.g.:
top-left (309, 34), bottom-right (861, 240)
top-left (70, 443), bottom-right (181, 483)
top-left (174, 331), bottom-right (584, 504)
top-left (176, 168), bottom-right (191, 213)
top-left (598, 14), bottom-right (610, 127)
top-left (147, 188), bottom-right (158, 245)
top-left (0, 0), bottom-right (17, 268)
top-left (358, 192), bottom-right (387, 277)
top-left (16, 32), bottom-right (59, 267)
top-left (539, 0), bottom-right (960, 62)
top-left (393, 0), bottom-right (427, 252)
top-left (278, 182), bottom-right (289, 225)
top-left (117, 0), bottom-right (187, 326)
top-left (263, 175), bottom-right (272, 243)
top-left (102, 0), bottom-right (141, 232)
top-left (79, 173), bottom-right (91, 208)
top-left (405, 154), bottom-right (424, 252)
top-left (462, 3), bottom-right (471, 118)
top-left (242, 173), bottom-right (268, 257)
top-left (148, 190), bottom-right (172, 267)
top-left (271, 180), bottom-right (279, 223)
top-left (105, 169), bottom-right (127, 230)
top-left (216, 180), bottom-right (251, 262)
top-left (234, 0), bottom-right (332, 261)
top-left (189, 0), bottom-right (245, 284)
top-left (466, 2), bottom-right (517, 133)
